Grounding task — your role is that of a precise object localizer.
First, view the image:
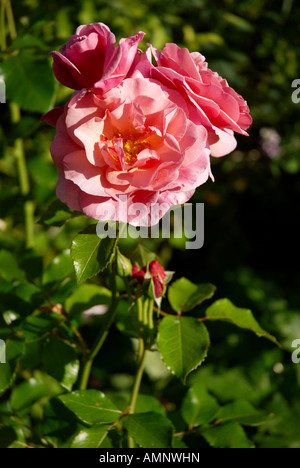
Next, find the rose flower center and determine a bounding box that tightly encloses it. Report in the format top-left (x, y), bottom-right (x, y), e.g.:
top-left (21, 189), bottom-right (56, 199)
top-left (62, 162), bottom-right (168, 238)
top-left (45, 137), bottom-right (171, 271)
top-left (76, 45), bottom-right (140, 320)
top-left (123, 138), bottom-right (150, 166)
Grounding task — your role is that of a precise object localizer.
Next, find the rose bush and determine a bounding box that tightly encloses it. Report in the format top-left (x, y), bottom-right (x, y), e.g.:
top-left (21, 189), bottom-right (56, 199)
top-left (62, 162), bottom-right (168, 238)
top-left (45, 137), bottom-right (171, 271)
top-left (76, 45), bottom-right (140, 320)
top-left (44, 23), bottom-right (252, 226)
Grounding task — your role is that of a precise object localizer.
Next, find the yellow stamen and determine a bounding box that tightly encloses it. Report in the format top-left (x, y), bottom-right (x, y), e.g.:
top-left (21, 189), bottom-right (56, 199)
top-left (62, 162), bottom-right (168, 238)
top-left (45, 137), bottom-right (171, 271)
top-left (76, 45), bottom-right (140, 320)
top-left (123, 138), bottom-right (150, 165)
top-left (100, 133), bottom-right (151, 168)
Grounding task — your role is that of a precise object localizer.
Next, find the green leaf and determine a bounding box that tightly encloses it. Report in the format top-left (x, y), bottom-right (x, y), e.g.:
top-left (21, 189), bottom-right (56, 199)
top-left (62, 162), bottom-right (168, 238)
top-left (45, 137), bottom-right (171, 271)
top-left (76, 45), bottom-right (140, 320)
top-left (135, 394), bottom-right (166, 416)
top-left (0, 427), bottom-right (18, 449)
top-left (168, 278), bottom-right (216, 313)
top-left (0, 338), bottom-right (25, 396)
top-left (223, 13), bottom-right (254, 32)
top-left (50, 279), bottom-right (77, 305)
top-left (181, 383), bottom-right (219, 427)
top-left (65, 284), bottom-right (111, 317)
top-left (173, 437), bottom-right (188, 448)
top-left (11, 34), bottom-right (49, 51)
top-left (21, 313), bottom-right (64, 342)
top-left (58, 390), bottom-right (121, 425)
top-left (71, 225), bottom-right (118, 284)
top-left (39, 199), bottom-right (79, 227)
top-left (123, 412), bottom-right (174, 448)
top-left (42, 251), bottom-right (74, 285)
top-left (10, 378), bottom-right (49, 411)
top-left (214, 400), bottom-right (269, 426)
top-left (14, 281), bottom-right (41, 304)
top-left (188, 367), bottom-right (257, 404)
top-left (42, 338), bottom-right (80, 391)
top-left (19, 249), bottom-right (43, 281)
top-left (200, 421), bottom-right (254, 448)
top-left (131, 244), bottom-right (156, 269)
top-left (0, 125), bottom-right (6, 159)
top-left (1, 50), bottom-right (55, 113)
top-left (0, 281), bottom-right (13, 294)
top-left (21, 341), bottom-right (41, 369)
top-left (116, 299), bottom-right (140, 339)
top-left (157, 316), bottom-right (210, 383)
top-left (35, 398), bottom-right (79, 438)
top-left (70, 426), bottom-right (110, 448)
top-left (0, 250), bottom-right (25, 282)
top-left (11, 116), bottom-right (41, 139)
top-left (206, 299), bottom-right (279, 345)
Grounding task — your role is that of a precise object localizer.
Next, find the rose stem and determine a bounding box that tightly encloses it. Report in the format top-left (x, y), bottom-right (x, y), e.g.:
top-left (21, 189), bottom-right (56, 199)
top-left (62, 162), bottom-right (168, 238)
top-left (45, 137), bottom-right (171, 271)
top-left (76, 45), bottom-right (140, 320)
top-left (4, 0), bottom-right (16, 40)
top-left (78, 253), bottom-right (119, 390)
top-left (4, 1), bottom-right (35, 248)
top-left (127, 339), bottom-right (147, 448)
top-left (0, 0), bottom-right (6, 50)
top-left (127, 295), bottom-right (150, 448)
top-left (10, 103), bottom-right (35, 248)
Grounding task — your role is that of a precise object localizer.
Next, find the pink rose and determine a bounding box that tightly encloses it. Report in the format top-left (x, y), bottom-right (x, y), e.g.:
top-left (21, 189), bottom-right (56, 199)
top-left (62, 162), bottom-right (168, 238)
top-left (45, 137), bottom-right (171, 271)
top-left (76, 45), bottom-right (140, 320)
top-left (44, 25), bottom-right (252, 228)
top-left (50, 23), bottom-right (145, 93)
top-left (150, 43), bottom-right (252, 157)
top-left (49, 77), bottom-right (210, 226)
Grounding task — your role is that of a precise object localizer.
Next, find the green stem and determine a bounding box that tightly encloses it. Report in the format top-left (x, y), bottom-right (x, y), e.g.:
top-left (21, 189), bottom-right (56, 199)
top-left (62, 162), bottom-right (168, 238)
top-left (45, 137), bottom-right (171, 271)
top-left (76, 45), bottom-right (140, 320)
top-left (148, 299), bottom-right (154, 331)
top-left (10, 102), bottom-right (35, 249)
top-left (5, 3), bottom-right (34, 249)
top-left (4, 0), bottom-right (16, 40)
top-left (127, 295), bottom-right (153, 448)
top-left (129, 344), bottom-right (147, 413)
top-left (128, 342), bottom-right (147, 448)
top-left (79, 261), bottom-right (119, 390)
top-left (137, 295), bottom-right (144, 336)
top-left (143, 297), bottom-right (149, 328)
top-left (0, 0), bottom-right (6, 51)
top-left (10, 104), bottom-right (29, 194)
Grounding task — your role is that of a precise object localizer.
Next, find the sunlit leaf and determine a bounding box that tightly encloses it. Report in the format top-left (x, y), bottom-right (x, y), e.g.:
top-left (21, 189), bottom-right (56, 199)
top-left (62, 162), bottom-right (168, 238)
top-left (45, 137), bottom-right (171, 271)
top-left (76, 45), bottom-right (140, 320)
top-left (42, 338), bottom-right (80, 391)
top-left (200, 421), bottom-right (254, 448)
top-left (181, 383), bottom-right (219, 426)
top-left (158, 316), bottom-right (210, 383)
top-left (70, 426), bottom-right (110, 448)
top-left (123, 412), bottom-right (174, 448)
top-left (206, 299), bottom-right (279, 345)
top-left (59, 390), bottom-right (121, 425)
top-left (71, 225), bottom-right (118, 284)
top-left (1, 50), bottom-right (55, 113)
top-left (168, 278), bottom-right (216, 313)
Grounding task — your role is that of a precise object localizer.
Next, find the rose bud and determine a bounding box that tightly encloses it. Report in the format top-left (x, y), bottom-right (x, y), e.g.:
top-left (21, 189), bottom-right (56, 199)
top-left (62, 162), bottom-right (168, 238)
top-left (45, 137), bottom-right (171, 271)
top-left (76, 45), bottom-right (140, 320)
top-left (50, 22), bottom-right (144, 93)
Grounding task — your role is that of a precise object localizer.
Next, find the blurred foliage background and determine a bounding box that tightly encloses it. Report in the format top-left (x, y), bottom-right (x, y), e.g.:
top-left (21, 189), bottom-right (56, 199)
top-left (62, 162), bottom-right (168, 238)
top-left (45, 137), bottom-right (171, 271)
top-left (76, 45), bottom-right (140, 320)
top-left (0, 0), bottom-right (300, 448)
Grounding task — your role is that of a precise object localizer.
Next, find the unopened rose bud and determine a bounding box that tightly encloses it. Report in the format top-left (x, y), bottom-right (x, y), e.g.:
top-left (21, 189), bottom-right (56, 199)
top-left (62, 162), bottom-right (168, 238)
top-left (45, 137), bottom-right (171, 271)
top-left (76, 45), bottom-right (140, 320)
top-left (131, 264), bottom-right (146, 284)
top-left (149, 260), bottom-right (166, 298)
top-left (116, 249), bottom-right (132, 277)
top-left (131, 260), bottom-right (166, 298)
